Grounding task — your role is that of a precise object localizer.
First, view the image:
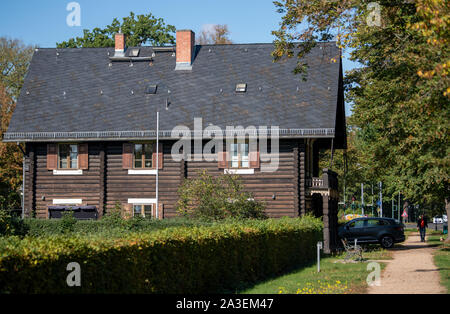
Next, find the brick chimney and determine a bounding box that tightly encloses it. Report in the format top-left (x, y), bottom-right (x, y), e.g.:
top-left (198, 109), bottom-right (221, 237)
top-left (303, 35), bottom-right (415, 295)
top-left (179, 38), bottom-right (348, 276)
top-left (175, 30), bottom-right (195, 70)
top-left (114, 31), bottom-right (126, 57)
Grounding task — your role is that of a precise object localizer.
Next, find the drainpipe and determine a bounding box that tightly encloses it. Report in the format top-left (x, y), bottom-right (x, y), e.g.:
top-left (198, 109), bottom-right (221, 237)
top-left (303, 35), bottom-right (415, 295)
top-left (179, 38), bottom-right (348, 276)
top-left (22, 156), bottom-right (25, 219)
top-left (156, 111), bottom-right (159, 219)
top-left (17, 143), bottom-right (26, 219)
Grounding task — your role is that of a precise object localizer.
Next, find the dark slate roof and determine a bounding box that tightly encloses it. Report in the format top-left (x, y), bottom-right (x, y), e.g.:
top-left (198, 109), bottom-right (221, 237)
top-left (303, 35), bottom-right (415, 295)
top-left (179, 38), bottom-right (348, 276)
top-left (4, 42), bottom-right (342, 142)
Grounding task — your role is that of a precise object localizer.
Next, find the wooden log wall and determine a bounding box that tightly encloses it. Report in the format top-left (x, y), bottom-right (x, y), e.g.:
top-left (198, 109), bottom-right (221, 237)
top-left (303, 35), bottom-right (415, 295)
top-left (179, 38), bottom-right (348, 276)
top-left (23, 139), bottom-right (314, 219)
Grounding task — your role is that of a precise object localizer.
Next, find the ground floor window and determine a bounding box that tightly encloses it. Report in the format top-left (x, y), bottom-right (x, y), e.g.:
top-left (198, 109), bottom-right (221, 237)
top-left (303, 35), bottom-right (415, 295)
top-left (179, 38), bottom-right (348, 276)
top-left (133, 204), bottom-right (153, 218)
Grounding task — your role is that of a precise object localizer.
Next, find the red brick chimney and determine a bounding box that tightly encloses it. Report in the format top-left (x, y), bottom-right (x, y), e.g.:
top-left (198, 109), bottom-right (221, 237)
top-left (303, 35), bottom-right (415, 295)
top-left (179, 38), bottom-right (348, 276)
top-left (175, 30), bottom-right (195, 70)
top-left (115, 31), bottom-right (126, 57)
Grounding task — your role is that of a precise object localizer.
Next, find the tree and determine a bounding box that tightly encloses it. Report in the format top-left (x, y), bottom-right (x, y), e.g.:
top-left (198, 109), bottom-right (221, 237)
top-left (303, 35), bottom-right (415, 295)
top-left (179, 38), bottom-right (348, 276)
top-left (197, 24), bottom-right (233, 45)
top-left (0, 38), bottom-right (32, 210)
top-left (0, 37), bottom-right (34, 100)
top-left (57, 12), bottom-right (176, 48)
top-left (176, 170), bottom-right (265, 220)
top-left (273, 1), bottom-right (449, 221)
top-left (0, 82), bottom-right (23, 210)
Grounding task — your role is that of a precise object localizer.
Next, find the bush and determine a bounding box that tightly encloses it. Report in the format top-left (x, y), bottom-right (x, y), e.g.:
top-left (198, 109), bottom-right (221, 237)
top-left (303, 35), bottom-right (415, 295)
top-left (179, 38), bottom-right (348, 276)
top-left (176, 170), bottom-right (266, 220)
top-left (23, 216), bottom-right (214, 237)
top-left (0, 216), bottom-right (322, 293)
top-left (0, 209), bottom-right (28, 237)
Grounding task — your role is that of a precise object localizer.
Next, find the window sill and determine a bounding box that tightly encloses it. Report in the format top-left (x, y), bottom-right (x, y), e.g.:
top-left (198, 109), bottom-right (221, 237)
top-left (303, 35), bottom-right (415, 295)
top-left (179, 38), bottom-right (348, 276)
top-left (53, 199), bottom-right (83, 205)
top-left (128, 198), bottom-right (157, 204)
top-left (128, 169), bottom-right (158, 175)
top-left (224, 168), bottom-right (254, 175)
top-left (53, 169), bottom-right (83, 175)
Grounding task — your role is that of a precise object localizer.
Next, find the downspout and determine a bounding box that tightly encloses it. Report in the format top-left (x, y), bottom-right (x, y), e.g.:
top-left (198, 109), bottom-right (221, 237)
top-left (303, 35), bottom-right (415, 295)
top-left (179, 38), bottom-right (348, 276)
top-left (17, 142), bottom-right (26, 219)
top-left (156, 112), bottom-right (159, 219)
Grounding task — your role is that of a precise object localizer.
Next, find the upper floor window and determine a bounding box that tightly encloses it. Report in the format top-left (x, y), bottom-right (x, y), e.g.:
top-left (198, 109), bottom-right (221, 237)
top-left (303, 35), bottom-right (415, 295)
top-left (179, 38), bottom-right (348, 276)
top-left (229, 139), bottom-right (249, 168)
top-left (58, 144), bottom-right (78, 169)
top-left (133, 143), bottom-right (154, 169)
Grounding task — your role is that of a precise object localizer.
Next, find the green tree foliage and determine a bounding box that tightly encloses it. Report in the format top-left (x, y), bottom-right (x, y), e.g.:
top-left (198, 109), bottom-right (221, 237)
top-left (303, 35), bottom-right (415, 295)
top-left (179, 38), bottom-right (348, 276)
top-left (57, 12), bottom-right (176, 48)
top-left (273, 1), bottom-right (449, 217)
top-left (0, 38), bottom-right (32, 210)
top-left (176, 170), bottom-right (266, 220)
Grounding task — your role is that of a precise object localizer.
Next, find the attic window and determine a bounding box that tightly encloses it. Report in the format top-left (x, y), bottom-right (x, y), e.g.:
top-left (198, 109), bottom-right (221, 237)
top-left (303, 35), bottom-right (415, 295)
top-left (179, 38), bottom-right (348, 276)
top-left (129, 49), bottom-right (140, 57)
top-left (235, 83), bottom-right (247, 93)
top-left (146, 85), bottom-right (158, 94)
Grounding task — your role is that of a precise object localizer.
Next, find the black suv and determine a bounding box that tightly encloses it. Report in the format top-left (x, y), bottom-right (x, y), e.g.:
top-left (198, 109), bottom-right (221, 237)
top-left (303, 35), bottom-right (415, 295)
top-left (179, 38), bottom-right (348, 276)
top-left (338, 217), bottom-right (405, 248)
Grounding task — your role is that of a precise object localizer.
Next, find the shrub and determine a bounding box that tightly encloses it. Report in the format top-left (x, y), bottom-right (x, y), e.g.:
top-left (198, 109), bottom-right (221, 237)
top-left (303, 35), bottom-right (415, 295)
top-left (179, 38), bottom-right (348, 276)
top-left (0, 209), bottom-right (28, 237)
top-left (176, 170), bottom-right (266, 220)
top-left (0, 216), bottom-right (322, 293)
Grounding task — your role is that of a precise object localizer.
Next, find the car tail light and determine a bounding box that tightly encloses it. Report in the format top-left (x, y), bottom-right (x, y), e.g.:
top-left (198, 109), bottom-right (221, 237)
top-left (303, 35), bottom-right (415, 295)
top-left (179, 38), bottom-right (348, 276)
top-left (395, 227), bottom-right (403, 232)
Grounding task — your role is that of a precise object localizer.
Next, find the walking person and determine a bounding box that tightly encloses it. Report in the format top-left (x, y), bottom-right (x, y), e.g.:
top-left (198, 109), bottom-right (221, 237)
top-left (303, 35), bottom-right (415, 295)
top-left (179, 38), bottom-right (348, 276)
top-left (417, 214), bottom-right (428, 242)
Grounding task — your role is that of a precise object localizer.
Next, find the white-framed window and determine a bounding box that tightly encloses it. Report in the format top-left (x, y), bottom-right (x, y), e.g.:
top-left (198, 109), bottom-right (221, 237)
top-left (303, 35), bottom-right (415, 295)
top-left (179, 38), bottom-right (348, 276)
top-left (229, 139), bottom-right (249, 169)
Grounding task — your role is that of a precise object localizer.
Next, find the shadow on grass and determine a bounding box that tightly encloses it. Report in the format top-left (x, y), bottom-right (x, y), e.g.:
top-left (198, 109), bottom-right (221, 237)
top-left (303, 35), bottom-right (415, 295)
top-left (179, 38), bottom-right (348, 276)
top-left (222, 259), bottom-right (318, 294)
top-left (415, 268), bottom-right (450, 272)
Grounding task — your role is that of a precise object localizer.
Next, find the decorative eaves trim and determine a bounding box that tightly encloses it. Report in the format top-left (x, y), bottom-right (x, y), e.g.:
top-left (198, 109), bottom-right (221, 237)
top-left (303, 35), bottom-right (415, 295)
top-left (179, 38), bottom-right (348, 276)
top-left (3, 128), bottom-right (335, 142)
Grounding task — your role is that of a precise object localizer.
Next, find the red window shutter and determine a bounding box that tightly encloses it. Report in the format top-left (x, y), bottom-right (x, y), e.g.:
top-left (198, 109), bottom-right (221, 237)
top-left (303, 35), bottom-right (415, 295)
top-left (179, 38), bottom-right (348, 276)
top-left (78, 144), bottom-right (89, 170)
top-left (152, 143), bottom-right (163, 169)
top-left (249, 151), bottom-right (260, 169)
top-left (218, 151), bottom-right (228, 169)
top-left (122, 143), bottom-right (134, 169)
top-left (47, 144), bottom-right (57, 170)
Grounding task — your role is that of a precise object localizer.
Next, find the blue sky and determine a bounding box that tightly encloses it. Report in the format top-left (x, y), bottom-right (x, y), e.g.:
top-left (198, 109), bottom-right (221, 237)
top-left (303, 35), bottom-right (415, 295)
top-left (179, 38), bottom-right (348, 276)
top-left (1, 0), bottom-right (359, 113)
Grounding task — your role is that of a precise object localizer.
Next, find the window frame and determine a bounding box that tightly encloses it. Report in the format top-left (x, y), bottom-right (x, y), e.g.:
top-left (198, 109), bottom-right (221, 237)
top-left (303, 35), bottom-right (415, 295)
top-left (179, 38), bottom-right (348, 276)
top-left (57, 143), bottom-right (79, 170)
top-left (228, 139), bottom-right (250, 169)
top-left (132, 204), bottom-right (154, 218)
top-left (132, 142), bottom-right (155, 169)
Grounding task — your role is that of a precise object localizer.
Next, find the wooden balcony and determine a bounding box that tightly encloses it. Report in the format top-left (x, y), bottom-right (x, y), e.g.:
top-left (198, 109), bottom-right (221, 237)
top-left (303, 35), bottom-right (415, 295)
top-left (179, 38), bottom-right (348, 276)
top-left (305, 169), bottom-right (339, 195)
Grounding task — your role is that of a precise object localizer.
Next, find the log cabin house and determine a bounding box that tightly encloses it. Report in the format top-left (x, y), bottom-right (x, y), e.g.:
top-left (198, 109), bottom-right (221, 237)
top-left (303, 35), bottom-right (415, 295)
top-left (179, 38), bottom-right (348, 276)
top-left (3, 29), bottom-right (346, 250)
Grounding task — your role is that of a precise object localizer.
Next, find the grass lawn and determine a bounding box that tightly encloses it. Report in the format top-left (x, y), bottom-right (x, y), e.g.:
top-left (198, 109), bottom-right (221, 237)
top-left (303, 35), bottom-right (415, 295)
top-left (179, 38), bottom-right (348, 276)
top-left (427, 233), bottom-right (450, 294)
top-left (240, 246), bottom-right (391, 294)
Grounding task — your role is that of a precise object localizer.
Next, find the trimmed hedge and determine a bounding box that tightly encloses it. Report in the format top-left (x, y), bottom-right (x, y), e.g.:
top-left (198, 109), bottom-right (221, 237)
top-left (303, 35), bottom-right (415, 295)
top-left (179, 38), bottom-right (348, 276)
top-left (23, 216), bottom-right (214, 237)
top-left (0, 217), bottom-right (322, 294)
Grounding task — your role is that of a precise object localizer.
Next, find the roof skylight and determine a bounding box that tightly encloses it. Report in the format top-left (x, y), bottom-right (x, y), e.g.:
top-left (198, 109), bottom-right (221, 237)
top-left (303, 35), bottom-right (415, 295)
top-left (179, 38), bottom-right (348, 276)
top-left (235, 83), bottom-right (247, 93)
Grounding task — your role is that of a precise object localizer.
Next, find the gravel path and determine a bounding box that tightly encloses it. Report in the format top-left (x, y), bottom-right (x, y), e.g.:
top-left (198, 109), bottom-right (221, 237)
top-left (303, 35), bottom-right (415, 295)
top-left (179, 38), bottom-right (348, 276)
top-left (367, 232), bottom-right (445, 294)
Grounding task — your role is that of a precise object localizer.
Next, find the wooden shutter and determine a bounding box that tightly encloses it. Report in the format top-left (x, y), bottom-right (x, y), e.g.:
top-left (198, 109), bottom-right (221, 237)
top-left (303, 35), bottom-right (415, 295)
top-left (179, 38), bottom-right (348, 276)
top-left (122, 143), bottom-right (134, 169)
top-left (123, 203), bottom-right (132, 219)
top-left (78, 143), bottom-right (89, 170)
top-left (158, 203), bottom-right (164, 219)
top-left (249, 151), bottom-right (260, 169)
top-left (218, 151), bottom-right (228, 169)
top-left (47, 144), bottom-right (58, 170)
top-left (152, 143), bottom-right (163, 169)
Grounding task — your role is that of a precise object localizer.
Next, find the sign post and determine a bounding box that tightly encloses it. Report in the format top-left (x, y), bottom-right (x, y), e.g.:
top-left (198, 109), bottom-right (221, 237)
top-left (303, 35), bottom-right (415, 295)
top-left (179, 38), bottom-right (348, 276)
top-left (379, 182), bottom-right (383, 217)
top-left (317, 242), bottom-right (323, 273)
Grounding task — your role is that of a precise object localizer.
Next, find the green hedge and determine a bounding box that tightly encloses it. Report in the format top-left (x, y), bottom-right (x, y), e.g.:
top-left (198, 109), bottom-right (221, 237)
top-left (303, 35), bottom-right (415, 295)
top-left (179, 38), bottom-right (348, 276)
top-left (0, 216), bottom-right (322, 294)
top-left (22, 216), bottom-right (214, 237)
